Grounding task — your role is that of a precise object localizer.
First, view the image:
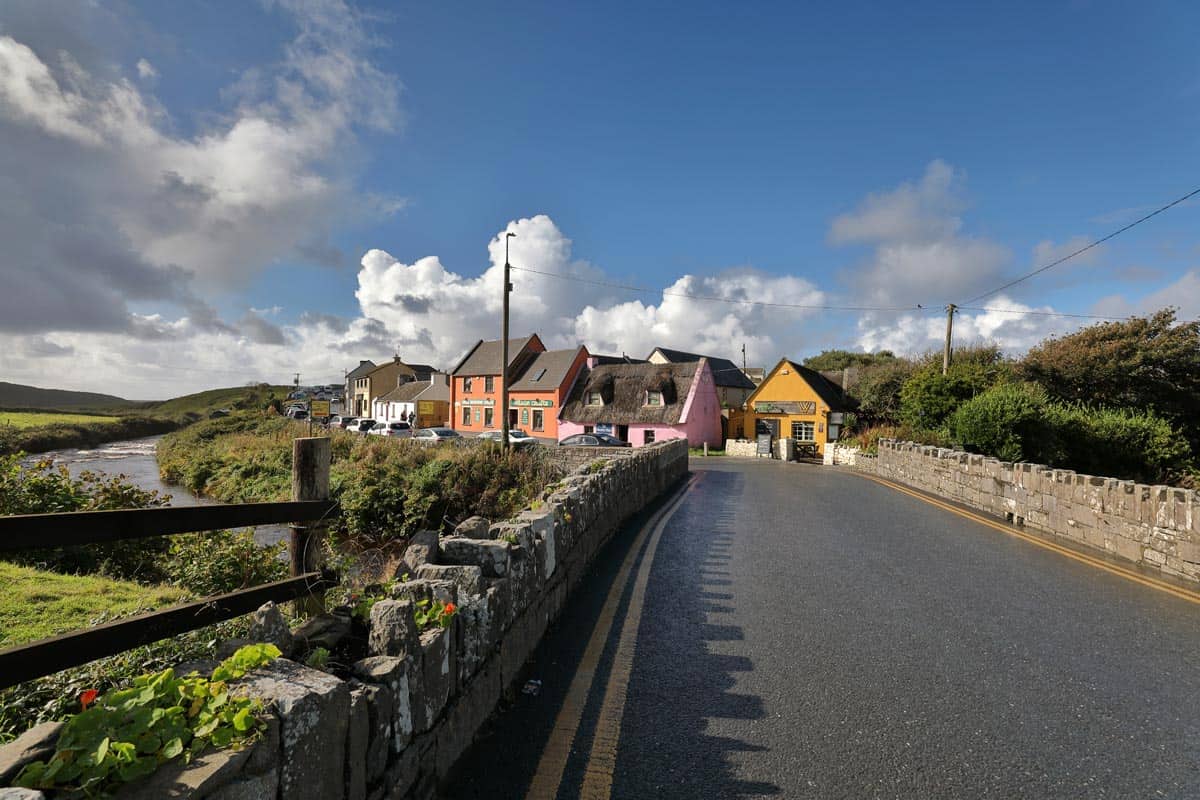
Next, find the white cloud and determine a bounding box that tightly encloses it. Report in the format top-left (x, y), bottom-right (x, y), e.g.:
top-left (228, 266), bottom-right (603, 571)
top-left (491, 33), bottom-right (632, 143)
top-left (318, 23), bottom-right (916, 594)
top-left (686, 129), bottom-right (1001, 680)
top-left (0, 0), bottom-right (402, 336)
top-left (135, 58), bottom-right (156, 80)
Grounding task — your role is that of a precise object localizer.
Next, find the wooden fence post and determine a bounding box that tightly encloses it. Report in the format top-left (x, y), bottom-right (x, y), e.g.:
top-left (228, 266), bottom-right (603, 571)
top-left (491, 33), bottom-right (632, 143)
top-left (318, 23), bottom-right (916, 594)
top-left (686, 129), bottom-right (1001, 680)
top-left (291, 436), bottom-right (331, 617)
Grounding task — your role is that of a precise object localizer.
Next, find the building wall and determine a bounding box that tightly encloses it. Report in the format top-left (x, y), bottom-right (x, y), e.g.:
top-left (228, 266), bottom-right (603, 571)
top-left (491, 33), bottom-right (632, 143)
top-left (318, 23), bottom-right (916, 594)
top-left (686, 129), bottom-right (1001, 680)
top-left (453, 376), bottom-right (500, 433)
top-left (742, 363), bottom-right (834, 455)
top-left (681, 360), bottom-right (723, 448)
top-left (510, 391), bottom-right (559, 440)
top-left (558, 419), bottom-right (691, 446)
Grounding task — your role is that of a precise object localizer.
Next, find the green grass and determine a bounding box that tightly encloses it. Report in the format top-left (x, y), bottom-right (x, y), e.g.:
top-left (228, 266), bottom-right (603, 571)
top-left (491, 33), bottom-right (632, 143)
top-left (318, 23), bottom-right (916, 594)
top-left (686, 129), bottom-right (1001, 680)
top-left (688, 447), bottom-right (726, 456)
top-left (0, 411), bottom-right (121, 430)
top-left (148, 385), bottom-right (293, 418)
top-left (0, 562), bottom-right (188, 649)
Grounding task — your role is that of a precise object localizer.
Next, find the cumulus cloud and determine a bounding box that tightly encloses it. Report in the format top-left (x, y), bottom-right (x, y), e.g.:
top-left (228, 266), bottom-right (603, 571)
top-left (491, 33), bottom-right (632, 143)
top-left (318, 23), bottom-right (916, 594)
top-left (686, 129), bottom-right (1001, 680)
top-left (0, 0), bottom-right (401, 336)
top-left (135, 58), bottom-right (156, 80)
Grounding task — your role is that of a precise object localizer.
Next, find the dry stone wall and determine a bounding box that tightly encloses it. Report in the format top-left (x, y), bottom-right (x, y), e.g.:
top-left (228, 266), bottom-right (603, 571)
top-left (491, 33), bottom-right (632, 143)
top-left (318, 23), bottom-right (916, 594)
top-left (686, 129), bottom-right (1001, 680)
top-left (856, 439), bottom-right (1200, 585)
top-left (0, 439), bottom-right (688, 800)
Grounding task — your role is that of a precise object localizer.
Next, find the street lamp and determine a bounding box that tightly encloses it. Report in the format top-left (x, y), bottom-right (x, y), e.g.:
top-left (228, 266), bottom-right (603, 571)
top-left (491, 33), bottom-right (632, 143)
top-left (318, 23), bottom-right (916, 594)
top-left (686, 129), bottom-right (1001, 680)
top-left (501, 232), bottom-right (516, 452)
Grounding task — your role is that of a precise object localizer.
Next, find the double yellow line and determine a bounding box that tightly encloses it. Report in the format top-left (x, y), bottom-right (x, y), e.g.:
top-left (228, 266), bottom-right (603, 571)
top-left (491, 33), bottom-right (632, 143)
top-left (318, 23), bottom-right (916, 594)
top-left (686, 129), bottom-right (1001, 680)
top-left (857, 472), bottom-right (1200, 606)
top-left (526, 473), bottom-right (701, 800)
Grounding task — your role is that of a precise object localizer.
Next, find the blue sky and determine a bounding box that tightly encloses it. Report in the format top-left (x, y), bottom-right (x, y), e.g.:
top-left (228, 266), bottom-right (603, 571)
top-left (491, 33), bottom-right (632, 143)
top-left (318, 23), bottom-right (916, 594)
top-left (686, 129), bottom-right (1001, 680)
top-left (1, 0), bottom-right (1197, 396)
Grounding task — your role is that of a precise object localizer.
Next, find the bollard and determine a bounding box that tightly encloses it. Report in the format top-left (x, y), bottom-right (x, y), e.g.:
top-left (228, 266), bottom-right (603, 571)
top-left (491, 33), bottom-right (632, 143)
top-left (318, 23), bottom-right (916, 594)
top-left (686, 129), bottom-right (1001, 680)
top-left (703, 442), bottom-right (708, 457)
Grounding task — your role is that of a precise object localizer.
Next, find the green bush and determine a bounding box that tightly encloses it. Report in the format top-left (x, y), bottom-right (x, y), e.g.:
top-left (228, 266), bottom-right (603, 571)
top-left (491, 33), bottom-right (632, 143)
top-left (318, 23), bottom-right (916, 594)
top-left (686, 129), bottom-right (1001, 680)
top-left (1046, 404), bottom-right (1191, 484)
top-left (950, 383), bottom-right (1053, 463)
top-left (899, 369), bottom-right (978, 430)
top-left (0, 454), bottom-right (172, 582)
top-left (165, 531), bottom-right (288, 597)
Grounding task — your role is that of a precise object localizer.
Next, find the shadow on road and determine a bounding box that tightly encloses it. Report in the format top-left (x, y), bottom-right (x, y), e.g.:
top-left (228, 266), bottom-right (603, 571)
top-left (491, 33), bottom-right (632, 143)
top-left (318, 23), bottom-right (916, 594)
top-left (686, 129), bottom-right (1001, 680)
top-left (613, 467), bottom-right (780, 799)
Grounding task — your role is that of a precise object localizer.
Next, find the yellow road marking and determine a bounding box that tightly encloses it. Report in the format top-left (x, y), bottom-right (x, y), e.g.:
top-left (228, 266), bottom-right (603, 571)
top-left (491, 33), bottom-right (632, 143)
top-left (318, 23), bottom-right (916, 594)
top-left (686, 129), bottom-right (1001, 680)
top-left (525, 474), bottom-right (701, 799)
top-left (857, 472), bottom-right (1200, 606)
top-left (578, 471), bottom-right (695, 799)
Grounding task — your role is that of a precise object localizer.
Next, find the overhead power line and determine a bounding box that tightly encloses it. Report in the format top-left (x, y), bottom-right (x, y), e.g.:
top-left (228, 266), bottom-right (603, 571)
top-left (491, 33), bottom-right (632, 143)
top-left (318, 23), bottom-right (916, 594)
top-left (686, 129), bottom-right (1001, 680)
top-left (960, 185), bottom-right (1200, 306)
top-left (955, 306), bottom-right (1132, 321)
top-left (509, 265), bottom-right (920, 313)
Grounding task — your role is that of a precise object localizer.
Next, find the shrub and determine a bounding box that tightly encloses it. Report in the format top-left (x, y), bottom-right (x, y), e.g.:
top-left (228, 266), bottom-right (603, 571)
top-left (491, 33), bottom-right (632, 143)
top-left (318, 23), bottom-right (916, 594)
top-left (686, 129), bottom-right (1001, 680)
top-left (849, 360), bottom-right (917, 425)
top-left (950, 383), bottom-right (1053, 463)
top-left (165, 531), bottom-right (288, 597)
top-left (1045, 404), bottom-right (1191, 484)
top-left (0, 455), bottom-right (171, 582)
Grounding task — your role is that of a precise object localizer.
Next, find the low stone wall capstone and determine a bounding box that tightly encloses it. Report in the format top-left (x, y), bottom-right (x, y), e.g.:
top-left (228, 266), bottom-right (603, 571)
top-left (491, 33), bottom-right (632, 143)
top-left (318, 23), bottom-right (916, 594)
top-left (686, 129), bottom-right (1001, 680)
top-left (1, 440), bottom-right (689, 800)
top-left (724, 439), bottom-right (759, 458)
top-left (855, 439), bottom-right (1200, 585)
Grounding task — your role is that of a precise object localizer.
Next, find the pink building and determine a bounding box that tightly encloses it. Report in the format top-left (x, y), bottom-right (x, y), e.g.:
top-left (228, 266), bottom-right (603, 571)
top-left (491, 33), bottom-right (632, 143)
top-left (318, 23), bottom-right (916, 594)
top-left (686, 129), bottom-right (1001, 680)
top-left (557, 357), bottom-right (722, 447)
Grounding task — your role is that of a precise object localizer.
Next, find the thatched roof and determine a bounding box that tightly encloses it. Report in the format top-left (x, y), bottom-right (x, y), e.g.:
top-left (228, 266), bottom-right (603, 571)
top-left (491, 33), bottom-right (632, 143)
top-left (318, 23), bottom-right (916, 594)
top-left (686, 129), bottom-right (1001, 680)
top-left (560, 361), bottom-right (700, 425)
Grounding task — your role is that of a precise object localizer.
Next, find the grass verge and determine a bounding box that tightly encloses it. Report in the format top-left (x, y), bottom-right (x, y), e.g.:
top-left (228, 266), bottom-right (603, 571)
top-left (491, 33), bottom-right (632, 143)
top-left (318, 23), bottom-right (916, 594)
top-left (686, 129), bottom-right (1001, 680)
top-left (0, 561), bottom-right (187, 649)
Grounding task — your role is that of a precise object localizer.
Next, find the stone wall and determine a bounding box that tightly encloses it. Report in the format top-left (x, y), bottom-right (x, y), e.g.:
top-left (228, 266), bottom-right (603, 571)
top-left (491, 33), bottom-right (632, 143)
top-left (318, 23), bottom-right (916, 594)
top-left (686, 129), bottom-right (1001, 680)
top-left (823, 443), bottom-right (860, 466)
top-left (724, 438), bottom-right (759, 458)
top-left (0, 439), bottom-right (689, 800)
top-left (857, 439), bottom-right (1200, 585)
top-left (548, 445), bottom-right (638, 472)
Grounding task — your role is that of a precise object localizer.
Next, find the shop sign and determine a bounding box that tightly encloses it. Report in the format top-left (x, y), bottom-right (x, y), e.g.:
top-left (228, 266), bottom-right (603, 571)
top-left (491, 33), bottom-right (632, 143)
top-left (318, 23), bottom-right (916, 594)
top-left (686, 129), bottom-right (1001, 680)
top-left (462, 399), bottom-right (493, 406)
top-left (510, 399), bottom-right (554, 407)
top-left (595, 423), bottom-right (614, 435)
top-left (418, 401), bottom-right (435, 414)
top-left (754, 400), bottom-right (816, 415)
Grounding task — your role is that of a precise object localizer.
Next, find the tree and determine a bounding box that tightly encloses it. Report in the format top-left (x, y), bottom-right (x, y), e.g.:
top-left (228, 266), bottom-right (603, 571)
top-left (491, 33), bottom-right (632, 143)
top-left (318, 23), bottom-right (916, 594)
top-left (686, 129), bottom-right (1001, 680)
top-left (803, 349), bottom-right (897, 371)
top-left (1020, 309), bottom-right (1200, 447)
top-left (849, 360), bottom-right (916, 425)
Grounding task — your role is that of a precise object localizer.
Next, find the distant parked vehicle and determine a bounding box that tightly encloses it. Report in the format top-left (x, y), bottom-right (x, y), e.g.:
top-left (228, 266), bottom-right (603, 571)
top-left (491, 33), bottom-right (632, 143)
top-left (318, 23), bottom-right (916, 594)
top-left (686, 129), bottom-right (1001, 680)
top-left (413, 427), bottom-right (461, 442)
top-left (558, 433), bottom-right (630, 447)
top-left (369, 421), bottom-right (413, 438)
top-left (328, 415), bottom-right (356, 429)
top-left (478, 429), bottom-right (538, 447)
top-left (351, 419), bottom-right (377, 434)
top-left (287, 409), bottom-right (309, 421)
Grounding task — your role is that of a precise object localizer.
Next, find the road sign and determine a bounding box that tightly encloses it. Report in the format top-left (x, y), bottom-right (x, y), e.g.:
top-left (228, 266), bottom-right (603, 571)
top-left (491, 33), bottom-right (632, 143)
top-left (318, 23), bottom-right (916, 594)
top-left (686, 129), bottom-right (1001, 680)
top-left (310, 400), bottom-right (330, 417)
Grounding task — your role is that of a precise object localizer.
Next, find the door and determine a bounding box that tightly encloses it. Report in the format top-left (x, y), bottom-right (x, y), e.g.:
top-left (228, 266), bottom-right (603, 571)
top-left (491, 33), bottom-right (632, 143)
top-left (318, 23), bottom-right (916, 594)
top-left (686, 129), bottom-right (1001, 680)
top-left (509, 409), bottom-right (519, 428)
top-left (616, 425), bottom-right (629, 442)
top-left (756, 418), bottom-right (779, 438)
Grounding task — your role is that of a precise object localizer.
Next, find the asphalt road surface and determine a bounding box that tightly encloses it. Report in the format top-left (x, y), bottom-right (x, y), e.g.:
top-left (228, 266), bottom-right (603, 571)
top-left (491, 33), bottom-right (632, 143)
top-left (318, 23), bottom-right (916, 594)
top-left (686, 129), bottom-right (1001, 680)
top-left (442, 458), bottom-right (1200, 799)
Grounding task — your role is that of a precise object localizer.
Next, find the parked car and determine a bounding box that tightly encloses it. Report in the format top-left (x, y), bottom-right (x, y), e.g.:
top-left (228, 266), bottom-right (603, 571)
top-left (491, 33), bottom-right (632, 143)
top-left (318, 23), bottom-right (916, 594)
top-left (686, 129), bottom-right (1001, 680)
top-left (413, 427), bottom-right (462, 442)
top-left (477, 429), bottom-right (538, 447)
top-left (328, 415), bottom-right (356, 429)
top-left (558, 433), bottom-right (631, 447)
top-left (287, 409), bottom-right (309, 421)
top-left (369, 421), bottom-right (413, 438)
top-left (351, 419), bottom-right (377, 434)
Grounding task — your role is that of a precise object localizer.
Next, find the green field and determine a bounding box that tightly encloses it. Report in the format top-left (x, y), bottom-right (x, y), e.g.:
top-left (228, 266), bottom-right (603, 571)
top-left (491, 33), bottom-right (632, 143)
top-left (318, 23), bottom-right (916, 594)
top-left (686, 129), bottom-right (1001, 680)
top-left (148, 385), bottom-right (294, 418)
top-left (0, 411), bottom-right (120, 429)
top-left (0, 562), bottom-right (187, 649)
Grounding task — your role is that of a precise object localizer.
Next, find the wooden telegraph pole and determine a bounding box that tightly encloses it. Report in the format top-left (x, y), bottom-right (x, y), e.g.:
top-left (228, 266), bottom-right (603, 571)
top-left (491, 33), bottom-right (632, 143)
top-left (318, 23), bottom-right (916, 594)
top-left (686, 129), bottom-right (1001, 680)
top-left (291, 436), bottom-right (330, 617)
top-left (500, 232), bottom-right (516, 452)
top-left (942, 304), bottom-right (957, 375)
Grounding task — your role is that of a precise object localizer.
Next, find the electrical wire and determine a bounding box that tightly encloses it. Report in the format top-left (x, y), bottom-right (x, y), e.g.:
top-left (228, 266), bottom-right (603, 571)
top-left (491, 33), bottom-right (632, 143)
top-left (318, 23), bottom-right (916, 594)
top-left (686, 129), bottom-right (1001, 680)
top-left (959, 185), bottom-right (1200, 305)
top-left (955, 306), bottom-right (1132, 321)
top-left (509, 265), bottom-right (921, 313)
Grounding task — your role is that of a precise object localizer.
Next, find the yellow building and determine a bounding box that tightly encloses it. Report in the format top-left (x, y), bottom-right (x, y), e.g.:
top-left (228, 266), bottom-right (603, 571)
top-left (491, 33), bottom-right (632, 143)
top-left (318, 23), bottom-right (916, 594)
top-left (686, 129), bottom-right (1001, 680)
top-left (742, 358), bottom-right (850, 456)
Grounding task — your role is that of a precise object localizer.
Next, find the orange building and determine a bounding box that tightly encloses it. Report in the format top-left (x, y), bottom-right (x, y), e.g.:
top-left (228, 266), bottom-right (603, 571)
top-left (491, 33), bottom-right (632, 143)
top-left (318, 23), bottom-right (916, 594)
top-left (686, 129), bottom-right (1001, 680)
top-left (507, 346), bottom-right (590, 441)
top-left (450, 335), bottom-right (545, 434)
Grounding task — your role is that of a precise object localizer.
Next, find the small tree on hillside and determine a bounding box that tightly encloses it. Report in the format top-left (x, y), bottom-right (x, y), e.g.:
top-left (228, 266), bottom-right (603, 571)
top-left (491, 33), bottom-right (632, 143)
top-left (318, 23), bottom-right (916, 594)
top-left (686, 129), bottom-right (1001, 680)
top-left (850, 360), bottom-right (916, 425)
top-left (1019, 309), bottom-right (1200, 446)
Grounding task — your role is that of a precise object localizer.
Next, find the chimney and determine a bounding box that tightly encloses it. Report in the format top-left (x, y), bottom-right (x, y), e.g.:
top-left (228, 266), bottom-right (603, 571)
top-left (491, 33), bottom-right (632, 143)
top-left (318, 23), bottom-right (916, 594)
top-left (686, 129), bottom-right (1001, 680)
top-left (393, 354), bottom-right (401, 366)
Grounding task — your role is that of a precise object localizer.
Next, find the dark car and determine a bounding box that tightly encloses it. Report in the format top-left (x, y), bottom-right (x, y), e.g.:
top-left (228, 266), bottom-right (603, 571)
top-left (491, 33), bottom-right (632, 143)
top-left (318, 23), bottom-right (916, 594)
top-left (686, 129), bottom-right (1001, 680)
top-left (558, 433), bottom-right (631, 447)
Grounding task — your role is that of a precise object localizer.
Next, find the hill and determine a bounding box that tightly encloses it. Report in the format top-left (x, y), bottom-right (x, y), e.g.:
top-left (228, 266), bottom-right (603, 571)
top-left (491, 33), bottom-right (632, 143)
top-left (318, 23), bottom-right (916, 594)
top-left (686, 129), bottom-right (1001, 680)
top-left (0, 381), bottom-right (135, 411)
top-left (148, 384), bottom-right (294, 418)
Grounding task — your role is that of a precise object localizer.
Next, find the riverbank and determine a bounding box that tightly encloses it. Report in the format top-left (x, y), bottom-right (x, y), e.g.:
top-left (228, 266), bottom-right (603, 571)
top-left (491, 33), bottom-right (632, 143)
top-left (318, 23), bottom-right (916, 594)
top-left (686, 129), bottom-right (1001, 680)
top-left (0, 415), bottom-right (183, 457)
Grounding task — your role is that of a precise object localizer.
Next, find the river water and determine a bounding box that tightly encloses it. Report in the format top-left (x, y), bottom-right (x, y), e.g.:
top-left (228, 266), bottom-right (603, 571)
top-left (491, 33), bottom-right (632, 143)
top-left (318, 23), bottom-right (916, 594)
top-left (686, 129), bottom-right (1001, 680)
top-left (30, 435), bottom-right (288, 546)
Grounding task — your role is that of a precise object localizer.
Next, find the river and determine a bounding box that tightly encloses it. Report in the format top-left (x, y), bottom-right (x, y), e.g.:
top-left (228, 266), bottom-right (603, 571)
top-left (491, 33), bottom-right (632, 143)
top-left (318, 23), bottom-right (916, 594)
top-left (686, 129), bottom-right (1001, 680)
top-left (30, 435), bottom-right (288, 546)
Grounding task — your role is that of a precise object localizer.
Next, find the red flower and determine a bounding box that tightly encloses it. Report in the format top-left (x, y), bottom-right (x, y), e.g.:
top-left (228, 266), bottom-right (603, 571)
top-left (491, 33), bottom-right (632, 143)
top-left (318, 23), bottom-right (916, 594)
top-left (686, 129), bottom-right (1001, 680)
top-left (80, 689), bottom-right (99, 710)
top-left (443, 603), bottom-right (457, 615)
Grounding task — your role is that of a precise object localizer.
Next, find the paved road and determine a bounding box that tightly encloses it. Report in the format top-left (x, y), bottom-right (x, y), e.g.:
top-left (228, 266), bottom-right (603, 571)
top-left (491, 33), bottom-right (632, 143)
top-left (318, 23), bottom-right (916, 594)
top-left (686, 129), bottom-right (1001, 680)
top-left (443, 458), bottom-right (1200, 799)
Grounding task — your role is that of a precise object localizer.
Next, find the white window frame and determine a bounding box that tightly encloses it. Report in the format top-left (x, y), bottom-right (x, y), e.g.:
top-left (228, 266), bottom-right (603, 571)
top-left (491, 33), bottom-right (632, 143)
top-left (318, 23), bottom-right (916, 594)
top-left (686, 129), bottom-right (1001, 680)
top-left (645, 390), bottom-right (663, 406)
top-left (586, 391), bottom-right (603, 406)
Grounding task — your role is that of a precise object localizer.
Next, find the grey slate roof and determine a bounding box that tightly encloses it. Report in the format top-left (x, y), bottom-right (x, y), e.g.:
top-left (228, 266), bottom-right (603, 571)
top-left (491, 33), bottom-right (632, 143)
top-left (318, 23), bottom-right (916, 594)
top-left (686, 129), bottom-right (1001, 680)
top-left (377, 381), bottom-right (429, 404)
top-left (451, 336), bottom-right (539, 376)
top-left (509, 347), bottom-right (585, 392)
top-left (648, 347), bottom-right (756, 390)
top-left (560, 361), bottom-right (700, 425)
top-left (780, 360), bottom-right (853, 411)
top-left (346, 360), bottom-right (377, 380)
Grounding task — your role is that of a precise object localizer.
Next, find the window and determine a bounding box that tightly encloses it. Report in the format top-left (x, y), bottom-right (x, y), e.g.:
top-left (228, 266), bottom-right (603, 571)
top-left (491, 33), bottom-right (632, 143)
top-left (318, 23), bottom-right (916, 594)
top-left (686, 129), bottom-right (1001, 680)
top-left (484, 407), bottom-right (494, 428)
top-left (586, 391), bottom-right (603, 406)
top-left (644, 430), bottom-right (656, 444)
top-left (532, 409), bottom-right (544, 431)
top-left (646, 390), bottom-right (663, 406)
top-left (791, 421), bottom-right (815, 442)
top-left (533, 368), bottom-right (547, 382)
top-left (462, 406), bottom-right (471, 426)
top-left (463, 377), bottom-right (473, 393)
top-left (485, 376), bottom-right (495, 393)
top-left (584, 425), bottom-right (594, 434)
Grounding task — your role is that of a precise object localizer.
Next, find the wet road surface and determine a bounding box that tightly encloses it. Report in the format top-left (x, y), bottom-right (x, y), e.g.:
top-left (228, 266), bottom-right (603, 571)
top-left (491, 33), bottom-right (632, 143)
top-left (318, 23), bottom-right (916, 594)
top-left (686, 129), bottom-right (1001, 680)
top-left (443, 458), bottom-right (1200, 799)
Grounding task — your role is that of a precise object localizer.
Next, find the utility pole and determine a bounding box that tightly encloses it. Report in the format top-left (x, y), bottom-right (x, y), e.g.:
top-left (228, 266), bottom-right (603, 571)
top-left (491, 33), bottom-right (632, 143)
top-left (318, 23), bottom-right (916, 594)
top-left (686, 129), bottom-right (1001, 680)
top-left (742, 343), bottom-right (746, 370)
top-left (942, 304), bottom-right (957, 375)
top-left (500, 232), bottom-right (515, 452)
